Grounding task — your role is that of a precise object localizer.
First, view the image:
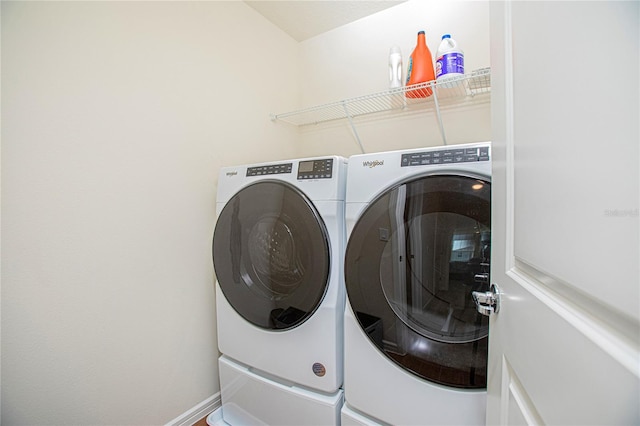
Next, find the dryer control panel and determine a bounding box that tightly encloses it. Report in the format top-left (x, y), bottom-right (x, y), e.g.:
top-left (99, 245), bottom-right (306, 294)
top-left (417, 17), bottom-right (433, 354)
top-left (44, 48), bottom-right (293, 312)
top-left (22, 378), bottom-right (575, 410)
top-left (401, 146), bottom-right (490, 167)
top-left (246, 163), bottom-right (293, 176)
top-left (297, 158), bottom-right (334, 180)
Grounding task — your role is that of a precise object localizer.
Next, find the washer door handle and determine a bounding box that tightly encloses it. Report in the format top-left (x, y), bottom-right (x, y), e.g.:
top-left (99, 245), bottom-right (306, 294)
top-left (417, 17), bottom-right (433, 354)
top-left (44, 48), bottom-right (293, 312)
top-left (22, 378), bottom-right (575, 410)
top-left (472, 283), bottom-right (501, 317)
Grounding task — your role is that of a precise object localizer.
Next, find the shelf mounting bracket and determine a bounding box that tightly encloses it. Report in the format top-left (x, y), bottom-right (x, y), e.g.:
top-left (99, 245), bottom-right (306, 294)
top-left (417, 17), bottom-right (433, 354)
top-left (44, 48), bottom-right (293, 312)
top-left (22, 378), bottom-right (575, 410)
top-left (430, 82), bottom-right (448, 146)
top-left (342, 101), bottom-right (366, 154)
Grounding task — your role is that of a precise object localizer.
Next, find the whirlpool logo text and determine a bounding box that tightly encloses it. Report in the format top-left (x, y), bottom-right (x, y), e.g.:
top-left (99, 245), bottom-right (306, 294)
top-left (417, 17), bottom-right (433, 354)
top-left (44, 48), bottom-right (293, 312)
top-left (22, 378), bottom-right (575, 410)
top-left (362, 160), bottom-right (384, 168)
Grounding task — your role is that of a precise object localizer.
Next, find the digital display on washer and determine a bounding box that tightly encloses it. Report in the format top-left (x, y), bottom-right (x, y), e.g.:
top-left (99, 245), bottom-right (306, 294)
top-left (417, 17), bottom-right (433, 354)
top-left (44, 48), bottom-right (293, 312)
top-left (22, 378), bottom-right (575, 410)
top-left (246, 162), bottom-right (293, 176)
top-left (297, 158), bottom-right (333, 180)
top-left (401, 146), bottom-right (490, 167)
top-left (298, 161), bottom-right (315, 173)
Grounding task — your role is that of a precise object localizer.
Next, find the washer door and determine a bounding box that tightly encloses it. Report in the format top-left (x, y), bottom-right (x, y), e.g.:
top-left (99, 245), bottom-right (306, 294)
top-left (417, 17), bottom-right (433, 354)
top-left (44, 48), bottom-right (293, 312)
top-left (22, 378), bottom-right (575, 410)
top-left (213, 181), bottom-right (330, 331)
top-left (345, 175), bottom-right (491, 389)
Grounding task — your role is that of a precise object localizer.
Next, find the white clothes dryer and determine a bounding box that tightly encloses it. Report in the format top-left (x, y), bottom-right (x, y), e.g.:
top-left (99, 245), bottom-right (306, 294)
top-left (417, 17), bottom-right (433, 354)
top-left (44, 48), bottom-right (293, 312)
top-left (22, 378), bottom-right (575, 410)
top-left (212, 156), bottom-right (347, 425)
top-left (342, 143), bottom-right (491, 425)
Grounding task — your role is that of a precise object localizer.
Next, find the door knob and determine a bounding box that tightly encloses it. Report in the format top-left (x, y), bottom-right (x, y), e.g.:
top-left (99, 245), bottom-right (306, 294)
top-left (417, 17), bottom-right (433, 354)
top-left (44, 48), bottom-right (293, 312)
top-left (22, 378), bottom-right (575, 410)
top-left (472, 283), bottom-right (501, 316)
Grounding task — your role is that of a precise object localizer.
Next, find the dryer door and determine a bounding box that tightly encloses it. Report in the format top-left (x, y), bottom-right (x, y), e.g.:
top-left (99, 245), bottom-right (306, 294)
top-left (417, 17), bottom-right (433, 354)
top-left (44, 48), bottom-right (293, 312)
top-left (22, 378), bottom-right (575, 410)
top-left (345, 175), bottom-right (491, 389)
top-left (213, 181), bottom-right (330, 331)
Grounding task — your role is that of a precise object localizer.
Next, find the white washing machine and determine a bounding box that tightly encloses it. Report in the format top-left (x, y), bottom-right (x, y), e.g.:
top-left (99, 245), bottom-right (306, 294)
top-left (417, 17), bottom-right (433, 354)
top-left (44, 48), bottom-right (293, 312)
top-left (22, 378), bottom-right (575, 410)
top-left (341, 143), bottom-right (491, 425)
top-left (212, 156), bottom-right (347, 425)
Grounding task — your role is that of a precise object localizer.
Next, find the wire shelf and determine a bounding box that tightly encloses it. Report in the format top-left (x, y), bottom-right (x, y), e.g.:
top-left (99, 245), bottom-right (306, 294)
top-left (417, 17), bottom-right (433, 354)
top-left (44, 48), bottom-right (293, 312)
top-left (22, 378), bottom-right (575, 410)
top-left (271, 68), bottom-right (491, 127)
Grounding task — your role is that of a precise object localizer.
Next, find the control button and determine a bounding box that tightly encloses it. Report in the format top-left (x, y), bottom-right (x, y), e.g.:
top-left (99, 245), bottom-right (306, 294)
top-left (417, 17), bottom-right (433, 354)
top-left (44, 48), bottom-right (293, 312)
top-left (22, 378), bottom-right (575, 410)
top-left (479, 147), bottom-right (490, 161)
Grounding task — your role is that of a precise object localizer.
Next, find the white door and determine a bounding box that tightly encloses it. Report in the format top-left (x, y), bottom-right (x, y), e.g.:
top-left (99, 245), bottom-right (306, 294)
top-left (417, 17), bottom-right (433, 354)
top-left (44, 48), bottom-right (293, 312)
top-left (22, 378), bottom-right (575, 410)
top-left (487, 1), bottom-right (639, 424)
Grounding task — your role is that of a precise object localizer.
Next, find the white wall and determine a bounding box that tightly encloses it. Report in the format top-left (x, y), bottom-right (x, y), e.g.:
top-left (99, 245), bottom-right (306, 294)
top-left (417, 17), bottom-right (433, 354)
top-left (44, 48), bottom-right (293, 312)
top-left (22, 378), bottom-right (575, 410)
top-left (1, 1), bottom-right (298, 424)
top-left (294, 0), bottom-right (491, 158)
top-left (2, 1), bottom-right (492, 423)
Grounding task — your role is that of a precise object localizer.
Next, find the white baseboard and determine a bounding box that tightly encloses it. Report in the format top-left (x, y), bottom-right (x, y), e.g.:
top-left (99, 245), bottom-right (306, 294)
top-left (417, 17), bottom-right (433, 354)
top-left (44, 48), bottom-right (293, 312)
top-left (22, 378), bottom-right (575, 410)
top-left (166, 392), bottom-right (222, 426)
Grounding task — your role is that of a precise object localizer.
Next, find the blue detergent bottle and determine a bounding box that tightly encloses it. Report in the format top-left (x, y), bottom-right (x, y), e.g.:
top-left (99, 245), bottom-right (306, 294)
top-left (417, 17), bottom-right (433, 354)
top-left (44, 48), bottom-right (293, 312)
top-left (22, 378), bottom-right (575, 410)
top-left (435, 34), bottom-right (464, 82)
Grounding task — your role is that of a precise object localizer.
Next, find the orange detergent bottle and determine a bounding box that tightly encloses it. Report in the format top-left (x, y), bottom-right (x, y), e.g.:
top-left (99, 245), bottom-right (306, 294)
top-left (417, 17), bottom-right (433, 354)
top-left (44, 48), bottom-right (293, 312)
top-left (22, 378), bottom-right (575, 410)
top-left (405, 31), bottom-right (436, 98)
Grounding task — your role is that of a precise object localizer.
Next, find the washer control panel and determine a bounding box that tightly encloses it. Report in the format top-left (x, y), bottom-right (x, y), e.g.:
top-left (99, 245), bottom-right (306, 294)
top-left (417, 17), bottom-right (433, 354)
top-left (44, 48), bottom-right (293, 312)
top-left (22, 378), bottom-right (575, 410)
top-left (297, 158), bottom-right (334, 180)
top-left (246, 162), bottom-right (293, 176)
top-left (401, 146), bottom-right (490, 167)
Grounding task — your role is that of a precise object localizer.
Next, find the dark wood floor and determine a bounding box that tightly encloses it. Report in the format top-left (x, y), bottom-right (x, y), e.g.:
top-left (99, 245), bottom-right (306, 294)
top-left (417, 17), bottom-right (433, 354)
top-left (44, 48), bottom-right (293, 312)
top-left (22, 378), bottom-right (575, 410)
top-left (192, 415), bottom-right (208, 426)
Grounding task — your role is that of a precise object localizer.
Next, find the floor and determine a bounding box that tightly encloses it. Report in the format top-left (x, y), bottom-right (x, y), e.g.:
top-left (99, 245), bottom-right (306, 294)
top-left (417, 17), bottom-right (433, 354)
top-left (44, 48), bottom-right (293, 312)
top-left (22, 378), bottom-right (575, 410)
top-left (193, 415), bottom-right (208, 426)
top-left (193, 409), bottom-right (228, 426)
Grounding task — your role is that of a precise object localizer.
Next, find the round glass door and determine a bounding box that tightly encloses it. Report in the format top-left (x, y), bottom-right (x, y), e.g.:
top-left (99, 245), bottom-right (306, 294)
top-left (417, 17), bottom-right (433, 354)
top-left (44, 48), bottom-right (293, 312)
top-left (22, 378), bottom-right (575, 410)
top-left (345, 174), bottom-right (491, 389)
top-left (213, 181), bottom-right (330, 330)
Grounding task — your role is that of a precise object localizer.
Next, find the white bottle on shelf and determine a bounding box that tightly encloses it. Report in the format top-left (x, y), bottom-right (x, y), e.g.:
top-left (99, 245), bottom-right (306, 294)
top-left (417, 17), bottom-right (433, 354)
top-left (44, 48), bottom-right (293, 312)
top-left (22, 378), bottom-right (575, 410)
top-left (435, 34), bottom-right (464, 87)
top-left (388, 45), bottom-right (403, 89)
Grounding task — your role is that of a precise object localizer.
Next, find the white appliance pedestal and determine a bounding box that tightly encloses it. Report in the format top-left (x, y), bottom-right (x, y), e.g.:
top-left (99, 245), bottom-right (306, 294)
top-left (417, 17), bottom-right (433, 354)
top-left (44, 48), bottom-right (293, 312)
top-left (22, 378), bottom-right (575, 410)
top-left (218, 355), bottom-right (344, 426)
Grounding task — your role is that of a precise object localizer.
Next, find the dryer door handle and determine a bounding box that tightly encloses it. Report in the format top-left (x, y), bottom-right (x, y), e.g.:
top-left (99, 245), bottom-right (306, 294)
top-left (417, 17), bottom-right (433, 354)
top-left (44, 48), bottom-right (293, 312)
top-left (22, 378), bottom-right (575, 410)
top-left (472, 283), bottom-right (501, 317)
